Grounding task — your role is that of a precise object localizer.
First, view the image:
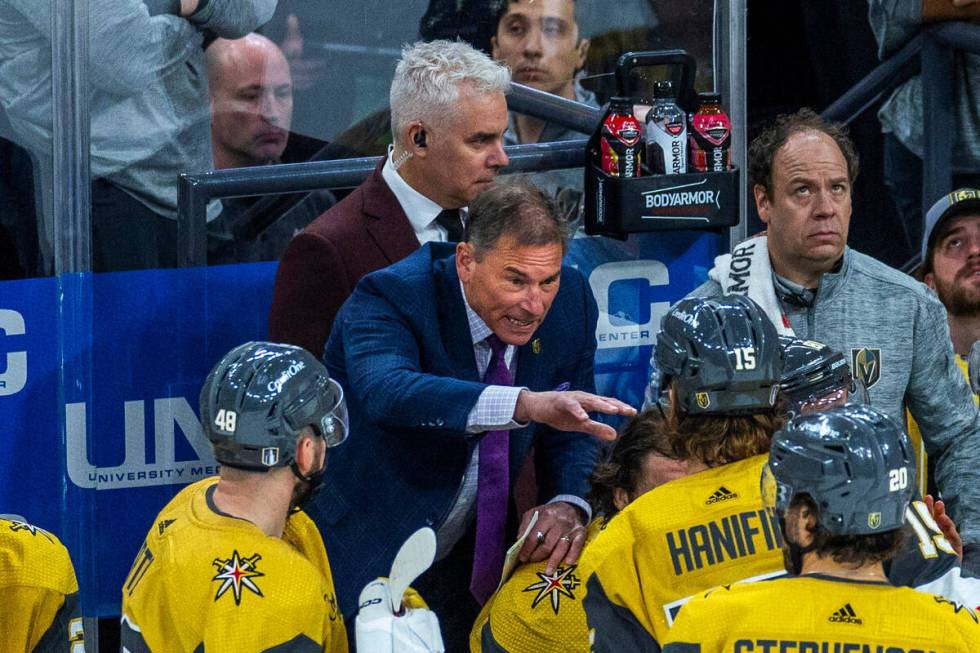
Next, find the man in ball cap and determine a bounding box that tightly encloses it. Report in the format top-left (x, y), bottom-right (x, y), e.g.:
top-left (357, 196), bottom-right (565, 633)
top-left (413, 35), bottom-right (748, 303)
top-left (921, 188), bottom-right (980, 359)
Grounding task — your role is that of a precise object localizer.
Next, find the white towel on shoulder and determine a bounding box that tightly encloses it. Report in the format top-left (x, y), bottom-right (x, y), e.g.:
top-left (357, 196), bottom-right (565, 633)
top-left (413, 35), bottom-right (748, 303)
top-left (707, 235), bottom-right (795, 336)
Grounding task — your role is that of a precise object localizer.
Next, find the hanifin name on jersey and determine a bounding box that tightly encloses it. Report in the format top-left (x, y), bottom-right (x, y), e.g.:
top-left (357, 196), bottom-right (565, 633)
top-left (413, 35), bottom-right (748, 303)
top-left (666, 509), bottom-right (781, 575)
top-left (732, 641), bottom-right (936, 653)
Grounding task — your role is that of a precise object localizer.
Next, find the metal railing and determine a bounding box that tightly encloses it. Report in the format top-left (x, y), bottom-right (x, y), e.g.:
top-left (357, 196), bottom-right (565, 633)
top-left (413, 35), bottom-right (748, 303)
top-left (823, 21), bottom-right (980, 272)
top-left (178, 21), bottom-right (980, 270)
top-left (176, 82), bottom-right (600, 267)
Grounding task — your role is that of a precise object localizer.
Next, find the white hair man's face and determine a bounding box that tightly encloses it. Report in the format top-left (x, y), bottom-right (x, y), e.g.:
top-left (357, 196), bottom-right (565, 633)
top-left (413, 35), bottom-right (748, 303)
top-left (413, 86), bottom-right (509, 208)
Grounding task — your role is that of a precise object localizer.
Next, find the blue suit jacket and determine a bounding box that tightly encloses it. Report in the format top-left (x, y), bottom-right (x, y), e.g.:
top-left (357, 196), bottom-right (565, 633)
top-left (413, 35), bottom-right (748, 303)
top-left (311, 242), bottom-right (600, 618)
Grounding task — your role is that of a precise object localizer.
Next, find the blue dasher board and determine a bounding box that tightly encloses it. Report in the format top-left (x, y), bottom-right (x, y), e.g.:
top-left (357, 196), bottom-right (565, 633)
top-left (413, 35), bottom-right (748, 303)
top-left (0, 230), bottom-right (719, 615)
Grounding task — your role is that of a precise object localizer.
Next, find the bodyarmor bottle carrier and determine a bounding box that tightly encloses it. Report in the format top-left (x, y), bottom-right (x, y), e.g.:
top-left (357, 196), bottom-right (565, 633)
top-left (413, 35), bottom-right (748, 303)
top-left (585, 50), bottom-right (740, 239)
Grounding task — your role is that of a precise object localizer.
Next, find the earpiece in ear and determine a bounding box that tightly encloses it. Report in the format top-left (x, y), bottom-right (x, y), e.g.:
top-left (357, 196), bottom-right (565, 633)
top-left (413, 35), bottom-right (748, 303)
top-left (414, 129), bottom-right (427, 148)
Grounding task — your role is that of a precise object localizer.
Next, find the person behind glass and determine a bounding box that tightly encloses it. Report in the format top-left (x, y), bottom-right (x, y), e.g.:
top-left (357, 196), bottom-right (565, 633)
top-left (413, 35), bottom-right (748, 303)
top-left (205, 33), bottom-right (335, 264)
top-left (268, 39), bottom-right (511, 357)
top-left (208, 33), bottom-right (294, 171)
top-left (490, 0), bottom-right (596, 232)
top-left (491, 0), bottom-right (594, 146)
top-left (317, 178), bottom-right (636, 650)
top-left (0, 0), bottom-right (276, 273)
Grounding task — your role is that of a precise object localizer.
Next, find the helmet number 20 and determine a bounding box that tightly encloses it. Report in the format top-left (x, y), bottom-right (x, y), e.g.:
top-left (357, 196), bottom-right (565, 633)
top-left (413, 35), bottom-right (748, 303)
top-left (733, 347), bottom-right (756, 370)
top-left (215, 409), bottom-right (237, 433)
top-left (889, 467), bottom-right (908, 492)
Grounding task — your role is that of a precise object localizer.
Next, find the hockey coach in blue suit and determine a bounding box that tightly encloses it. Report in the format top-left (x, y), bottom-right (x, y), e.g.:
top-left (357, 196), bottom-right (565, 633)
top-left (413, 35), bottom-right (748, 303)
top-left (314, 178), bottom-right (635, 648)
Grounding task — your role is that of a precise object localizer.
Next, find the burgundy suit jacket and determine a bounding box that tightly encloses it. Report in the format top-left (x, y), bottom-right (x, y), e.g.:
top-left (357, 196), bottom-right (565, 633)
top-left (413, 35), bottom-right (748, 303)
top-left (268, 160), bottom-right (420, 355)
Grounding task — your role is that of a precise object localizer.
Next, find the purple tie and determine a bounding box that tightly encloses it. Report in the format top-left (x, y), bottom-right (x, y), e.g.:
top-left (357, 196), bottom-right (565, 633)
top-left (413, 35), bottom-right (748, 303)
top-left (470, 334), bottom-right (511, 604)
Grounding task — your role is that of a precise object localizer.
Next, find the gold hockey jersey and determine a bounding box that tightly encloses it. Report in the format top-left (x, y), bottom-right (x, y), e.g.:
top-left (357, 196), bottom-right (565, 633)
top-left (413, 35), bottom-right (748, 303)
top-left (907, 355), bottom-right (972, 496)
top-left (0, 516), bottom-right (84, 652)
top-left (663, 574), bottom-right (980, 653)
top-left (470, 519), bottom-right (605, 652)
top-left (579, 454), bottom-right (785, 652)
top-left (120, 477), bottom-right (347, 653)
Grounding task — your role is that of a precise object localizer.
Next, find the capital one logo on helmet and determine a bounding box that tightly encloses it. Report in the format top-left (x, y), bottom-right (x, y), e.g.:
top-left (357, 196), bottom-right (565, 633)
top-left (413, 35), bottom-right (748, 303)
top-left (267, 361), bottom-right (306, 393)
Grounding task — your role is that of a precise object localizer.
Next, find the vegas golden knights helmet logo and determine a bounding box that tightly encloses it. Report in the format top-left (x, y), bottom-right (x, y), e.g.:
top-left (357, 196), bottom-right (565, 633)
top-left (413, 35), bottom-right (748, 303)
top-left (851, 348), bottom-right (881, 389)
top-left (868, 512), bottom-right (882, 530)
top-left (695, 392), bottom-right (710, 409)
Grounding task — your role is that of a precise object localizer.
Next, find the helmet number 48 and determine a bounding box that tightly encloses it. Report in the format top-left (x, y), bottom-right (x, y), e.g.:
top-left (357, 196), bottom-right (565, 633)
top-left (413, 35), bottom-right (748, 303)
top-left (215, 409), bottom-right (237, 433)
top-left (733, 347), bottom-right (756, 370)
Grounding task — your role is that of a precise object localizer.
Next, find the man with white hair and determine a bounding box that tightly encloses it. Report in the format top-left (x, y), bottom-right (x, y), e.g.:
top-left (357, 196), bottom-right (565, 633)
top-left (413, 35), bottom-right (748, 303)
top-left (268, 40), bottom-right (511, 357)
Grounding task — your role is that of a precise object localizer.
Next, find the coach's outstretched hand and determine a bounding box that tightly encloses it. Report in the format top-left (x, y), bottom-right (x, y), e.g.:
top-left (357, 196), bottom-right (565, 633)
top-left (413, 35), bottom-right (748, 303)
top-left (514, 389), bottom-right (636, 441)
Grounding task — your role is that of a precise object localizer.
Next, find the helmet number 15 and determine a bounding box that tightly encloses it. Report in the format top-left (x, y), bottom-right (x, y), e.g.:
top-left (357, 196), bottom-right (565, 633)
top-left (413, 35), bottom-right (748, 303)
top-left (734, 347), bottom-right (756, 370)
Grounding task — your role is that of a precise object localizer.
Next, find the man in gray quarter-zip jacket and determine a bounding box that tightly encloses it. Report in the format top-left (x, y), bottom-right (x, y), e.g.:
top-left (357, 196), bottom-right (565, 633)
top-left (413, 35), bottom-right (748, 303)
top-left (682, 109), bottom-right (980, 570)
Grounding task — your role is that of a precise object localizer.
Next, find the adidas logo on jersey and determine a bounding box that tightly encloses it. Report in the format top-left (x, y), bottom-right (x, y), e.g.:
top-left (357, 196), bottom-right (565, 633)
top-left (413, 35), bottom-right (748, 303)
top-left (705, 486), bottom-right (739, 505)
top-left (828, 603), bottom-right (863, 624)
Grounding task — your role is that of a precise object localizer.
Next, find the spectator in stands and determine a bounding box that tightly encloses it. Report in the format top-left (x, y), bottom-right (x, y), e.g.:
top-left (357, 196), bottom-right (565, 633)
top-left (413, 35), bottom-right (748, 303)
top-left (688, 108), bottom-right (980, 573)
top-left (208, 34), bottom-right (294, 171)
top-left (922, 188), bottom-right (980, 358)
top-left (205, 33), bottom-right (335, 264)
top-left (907, 188), bottom-right (980, 504)
top-left (268, 39), bottom-right (511, 356)
top-left (492, 0), bottom-right (594, 145)
top-left (318, 179), bottom-right (635, 649)
top-left (0, 0), bottom-right (276, 272)
top-left (867, 0), bottom-right (980, 250)
top-left (0, 515), bottom-right (84, 651)
top-left (491, 0), bottom-right (596, 232)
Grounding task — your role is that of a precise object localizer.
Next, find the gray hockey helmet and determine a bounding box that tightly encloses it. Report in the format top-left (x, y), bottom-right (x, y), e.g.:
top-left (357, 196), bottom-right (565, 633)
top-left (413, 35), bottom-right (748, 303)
top-left (764, 404), bottom-right (914, 536)
top-left (653, 295), bottom-right (783, 415)
top-left (778, 336), bottom-right (867, 416)
top-left (199, 342), bottom-right (348, 471)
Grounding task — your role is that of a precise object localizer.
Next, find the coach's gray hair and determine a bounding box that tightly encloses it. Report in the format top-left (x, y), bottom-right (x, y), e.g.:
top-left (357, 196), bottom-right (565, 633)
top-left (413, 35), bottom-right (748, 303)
top-left (390, 40), bottom-right (511, 146)
top-left (465, 178), bottom-right (569, 258)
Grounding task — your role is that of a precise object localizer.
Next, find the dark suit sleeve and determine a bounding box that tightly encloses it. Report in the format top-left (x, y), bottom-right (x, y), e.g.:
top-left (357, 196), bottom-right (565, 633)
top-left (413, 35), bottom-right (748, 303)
top-left (269, 231), bottom-right (352, 357)
top-left (339, 276), bottom-right (487, 435)
top-left (534, 271), bottom-right (601, 502)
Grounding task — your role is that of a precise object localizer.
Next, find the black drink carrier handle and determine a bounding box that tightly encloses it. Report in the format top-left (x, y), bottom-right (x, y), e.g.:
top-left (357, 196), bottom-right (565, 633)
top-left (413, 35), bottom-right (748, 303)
top-left (585, 49), bottom-right (741, 239)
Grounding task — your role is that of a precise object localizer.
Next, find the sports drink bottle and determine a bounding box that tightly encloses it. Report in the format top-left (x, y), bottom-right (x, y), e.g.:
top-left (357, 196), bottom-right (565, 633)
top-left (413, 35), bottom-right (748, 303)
top-left (645, 80), bottom-right (687, 175)
top-left (689, 92), bottom-right (731, 172)
top-left (599, 97), bottom-right (644, 178)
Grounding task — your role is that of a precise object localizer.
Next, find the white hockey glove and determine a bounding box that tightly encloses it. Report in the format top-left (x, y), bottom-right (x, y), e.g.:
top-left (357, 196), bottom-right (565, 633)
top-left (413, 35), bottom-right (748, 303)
top-left (355, 578), bottom-right (445, 653)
